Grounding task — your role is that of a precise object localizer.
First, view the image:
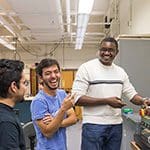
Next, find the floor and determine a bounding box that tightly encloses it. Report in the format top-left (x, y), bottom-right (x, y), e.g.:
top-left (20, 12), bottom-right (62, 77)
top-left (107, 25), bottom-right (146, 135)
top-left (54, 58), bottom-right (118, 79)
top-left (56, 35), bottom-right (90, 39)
top-left (24, 118), bottom-right (134, 150)
top-left (66, 120), bottom-right (82, 150)
top-left (66, 120), bottom-right (134, 150)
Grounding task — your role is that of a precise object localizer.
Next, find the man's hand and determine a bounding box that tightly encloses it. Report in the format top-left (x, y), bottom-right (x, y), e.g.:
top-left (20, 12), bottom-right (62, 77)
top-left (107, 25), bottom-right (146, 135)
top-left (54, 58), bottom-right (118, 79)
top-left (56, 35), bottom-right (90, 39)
top-left (143, 98), bottom-right (150, 106)
top-left (143, 98), bottom-right (150, 116)
top-left (42, 113), bottom-right (53, 125)
top-left (61, 94), bottom-right (74, 111)
top-left (108, 97), bottom-right (126, 108)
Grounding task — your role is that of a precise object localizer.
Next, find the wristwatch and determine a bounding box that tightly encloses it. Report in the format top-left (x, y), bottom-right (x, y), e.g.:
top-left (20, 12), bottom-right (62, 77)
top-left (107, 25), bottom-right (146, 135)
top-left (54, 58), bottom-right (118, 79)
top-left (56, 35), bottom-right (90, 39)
top-left (141, 97), bottom-right (150, 107)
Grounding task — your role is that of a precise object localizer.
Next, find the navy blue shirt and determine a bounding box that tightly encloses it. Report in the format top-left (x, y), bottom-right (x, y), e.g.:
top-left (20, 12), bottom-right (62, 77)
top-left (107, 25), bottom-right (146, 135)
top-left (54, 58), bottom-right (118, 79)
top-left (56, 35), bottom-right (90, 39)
top-left (0, 103), bottom-right (26, 150)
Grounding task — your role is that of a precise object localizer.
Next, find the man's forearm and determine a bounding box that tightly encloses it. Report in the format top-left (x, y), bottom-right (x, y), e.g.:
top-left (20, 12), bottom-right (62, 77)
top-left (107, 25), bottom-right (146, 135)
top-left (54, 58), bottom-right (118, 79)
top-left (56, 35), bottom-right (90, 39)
top-left (37, 108), bottom-right (66, 138)
top-left (130, 94), bottom-right (144, 105)
top-left (75, 95), bottom-right (107, 106)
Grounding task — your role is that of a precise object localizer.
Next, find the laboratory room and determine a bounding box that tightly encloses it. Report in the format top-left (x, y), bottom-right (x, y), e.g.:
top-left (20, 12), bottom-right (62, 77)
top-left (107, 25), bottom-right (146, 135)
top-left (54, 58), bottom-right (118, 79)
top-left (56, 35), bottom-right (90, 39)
top-left (0, 0), bottom-right (150, 150)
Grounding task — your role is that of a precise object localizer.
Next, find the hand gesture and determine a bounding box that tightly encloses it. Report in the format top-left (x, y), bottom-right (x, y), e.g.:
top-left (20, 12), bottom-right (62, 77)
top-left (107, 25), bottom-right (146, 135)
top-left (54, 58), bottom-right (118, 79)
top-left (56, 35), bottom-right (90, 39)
top-left (143, 98), bottom-right (150, 116)
top-left (42, 113), bottom-right (54, 125)
top-left (108, 97), bottom-right (126, 108)
top-left (61, 94), bottom-right (74, 111)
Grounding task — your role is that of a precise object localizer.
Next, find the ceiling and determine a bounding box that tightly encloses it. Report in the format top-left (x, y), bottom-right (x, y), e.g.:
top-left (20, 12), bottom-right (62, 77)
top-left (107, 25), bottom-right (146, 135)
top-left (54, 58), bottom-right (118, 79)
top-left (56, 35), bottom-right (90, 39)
top-left (0, 0), bottom-right (113, 51)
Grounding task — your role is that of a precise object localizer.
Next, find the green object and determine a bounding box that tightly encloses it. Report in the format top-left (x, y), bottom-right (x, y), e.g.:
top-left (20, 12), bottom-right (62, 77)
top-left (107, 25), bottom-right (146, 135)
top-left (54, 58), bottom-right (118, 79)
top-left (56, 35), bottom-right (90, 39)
top-left (122, 108), bottom-right (133, 114)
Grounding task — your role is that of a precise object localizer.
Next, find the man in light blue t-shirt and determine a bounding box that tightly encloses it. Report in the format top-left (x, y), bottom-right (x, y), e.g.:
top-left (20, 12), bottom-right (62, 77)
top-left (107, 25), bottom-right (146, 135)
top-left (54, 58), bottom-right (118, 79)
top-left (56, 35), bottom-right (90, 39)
top-left (31, 58), bottom-right (77, 150)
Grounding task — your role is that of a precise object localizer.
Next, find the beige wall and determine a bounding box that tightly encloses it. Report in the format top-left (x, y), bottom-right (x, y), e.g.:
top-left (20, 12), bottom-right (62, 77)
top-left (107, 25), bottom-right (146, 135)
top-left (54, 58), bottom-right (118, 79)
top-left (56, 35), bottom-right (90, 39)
top-left (119, 0), bottom-right (150, 35)
top-left (0, 44), bottom-right (98, 68)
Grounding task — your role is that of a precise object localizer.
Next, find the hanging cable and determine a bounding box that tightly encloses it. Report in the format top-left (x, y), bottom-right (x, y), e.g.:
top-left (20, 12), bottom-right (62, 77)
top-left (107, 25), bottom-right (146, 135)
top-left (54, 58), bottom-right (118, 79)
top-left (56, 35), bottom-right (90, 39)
top-left (13, 37), bottom-right (21, 60)
top-left (17, 38), bottom-right (63, 57)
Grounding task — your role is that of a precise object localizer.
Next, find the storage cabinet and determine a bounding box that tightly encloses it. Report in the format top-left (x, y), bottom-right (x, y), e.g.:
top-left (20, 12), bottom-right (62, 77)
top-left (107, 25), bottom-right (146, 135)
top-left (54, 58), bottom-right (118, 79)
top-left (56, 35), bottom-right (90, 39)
top-left (61, 69), bottom-right (82, 120)
top-left (61, 70), bottom-right (75, 92)
top-left (30, 68), bottom-right (38, 96)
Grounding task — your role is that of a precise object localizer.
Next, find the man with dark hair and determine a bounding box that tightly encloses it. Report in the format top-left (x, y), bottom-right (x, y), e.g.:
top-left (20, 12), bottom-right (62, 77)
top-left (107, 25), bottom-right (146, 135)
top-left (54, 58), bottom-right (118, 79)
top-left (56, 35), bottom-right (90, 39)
top-left (0, 59), bottom-right (28, 150)
top-left (72, 37), bottom-right (150, 150)
top-left (30, 58), bottom-right (77, 150)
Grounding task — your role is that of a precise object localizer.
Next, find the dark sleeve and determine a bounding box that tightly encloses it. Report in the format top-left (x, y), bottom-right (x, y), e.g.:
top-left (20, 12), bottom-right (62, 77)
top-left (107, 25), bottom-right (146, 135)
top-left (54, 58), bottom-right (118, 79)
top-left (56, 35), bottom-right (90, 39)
top-left (0, 122), bottom-right (21, 150)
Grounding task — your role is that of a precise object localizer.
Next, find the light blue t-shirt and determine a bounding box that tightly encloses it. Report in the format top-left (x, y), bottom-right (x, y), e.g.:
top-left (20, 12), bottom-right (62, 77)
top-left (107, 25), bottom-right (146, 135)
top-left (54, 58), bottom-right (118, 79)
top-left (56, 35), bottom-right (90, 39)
top-left (30, 89), bottom-right (67, 150)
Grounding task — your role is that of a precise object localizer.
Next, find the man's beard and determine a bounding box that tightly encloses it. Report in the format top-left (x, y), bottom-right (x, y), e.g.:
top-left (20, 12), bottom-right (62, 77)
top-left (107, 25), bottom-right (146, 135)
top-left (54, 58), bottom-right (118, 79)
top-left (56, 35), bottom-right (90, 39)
top-left (19, 97), bottom-right (25, 103)
top-left (16, 96), bottom-right (25, 103)
top-left (44, 80), bottom-right (59, 90)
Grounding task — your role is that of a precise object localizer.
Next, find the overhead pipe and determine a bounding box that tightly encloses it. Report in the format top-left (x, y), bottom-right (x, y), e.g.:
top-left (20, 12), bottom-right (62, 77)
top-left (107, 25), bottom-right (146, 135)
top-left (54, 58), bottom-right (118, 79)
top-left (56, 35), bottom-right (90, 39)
top-left (55, 0), bottom-right (64, 33)
top-left (66, 0), bottom-right (71, 33)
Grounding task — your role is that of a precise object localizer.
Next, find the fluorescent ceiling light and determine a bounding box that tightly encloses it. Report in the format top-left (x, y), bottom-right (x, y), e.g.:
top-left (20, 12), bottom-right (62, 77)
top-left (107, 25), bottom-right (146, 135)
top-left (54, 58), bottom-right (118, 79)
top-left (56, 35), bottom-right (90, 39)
top-left (75, 0), bottom-right (94, 50)
top-left (77, 14), bottom-right (89, 28)
top-left (78, 0), bottom-right (94, 14)
top-left (75, 15), bottom-right (90, 50)
top-left (0, 37), bottom-right (16, 50)
top-left (75, 39), bottom-right (84, 49)
top-left (77, 15), bottom-right (89, 37)
top-left (75, 44), bottom-right (82, 50)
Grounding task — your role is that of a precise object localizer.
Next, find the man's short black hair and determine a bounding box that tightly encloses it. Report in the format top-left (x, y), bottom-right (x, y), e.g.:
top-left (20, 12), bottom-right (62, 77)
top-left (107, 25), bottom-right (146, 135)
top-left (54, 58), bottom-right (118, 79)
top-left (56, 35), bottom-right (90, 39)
top-left (36, 58), bottom-right (60, 76)
top-left (100, 37), bottom-right (118, 49)
top-left (0, 59), bottom-right (24, 98)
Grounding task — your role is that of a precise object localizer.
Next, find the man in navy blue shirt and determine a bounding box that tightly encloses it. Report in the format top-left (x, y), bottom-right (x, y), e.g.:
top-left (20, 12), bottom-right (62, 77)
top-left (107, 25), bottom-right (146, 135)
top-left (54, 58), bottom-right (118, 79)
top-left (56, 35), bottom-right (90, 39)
top-left (0, 59), bottom-right (28, 150)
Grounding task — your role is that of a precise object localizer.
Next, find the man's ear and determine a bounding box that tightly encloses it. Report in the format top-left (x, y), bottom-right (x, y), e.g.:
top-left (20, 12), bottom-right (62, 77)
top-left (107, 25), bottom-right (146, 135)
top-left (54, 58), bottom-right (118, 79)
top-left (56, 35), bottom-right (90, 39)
top-left (116, 49), bottom-right (119, 55)
top-left (96, 50), bottom-right (100, 57)
top-left (9, 81), bottom-right (17, 93)
top-left (38, 75), bottom-right (43, 82)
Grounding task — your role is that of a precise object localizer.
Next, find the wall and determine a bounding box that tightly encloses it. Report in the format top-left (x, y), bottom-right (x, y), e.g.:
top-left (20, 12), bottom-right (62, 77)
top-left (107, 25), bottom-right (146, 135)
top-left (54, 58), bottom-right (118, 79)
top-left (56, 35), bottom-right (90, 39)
top-left (119, 0), bottom-right (150, 35)
top-left (0, 44), bottom-right (98, 96)
top-left (118, 39), bottom-right (150, 112)
top-left (0, 44), bottom-right (98, 69)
